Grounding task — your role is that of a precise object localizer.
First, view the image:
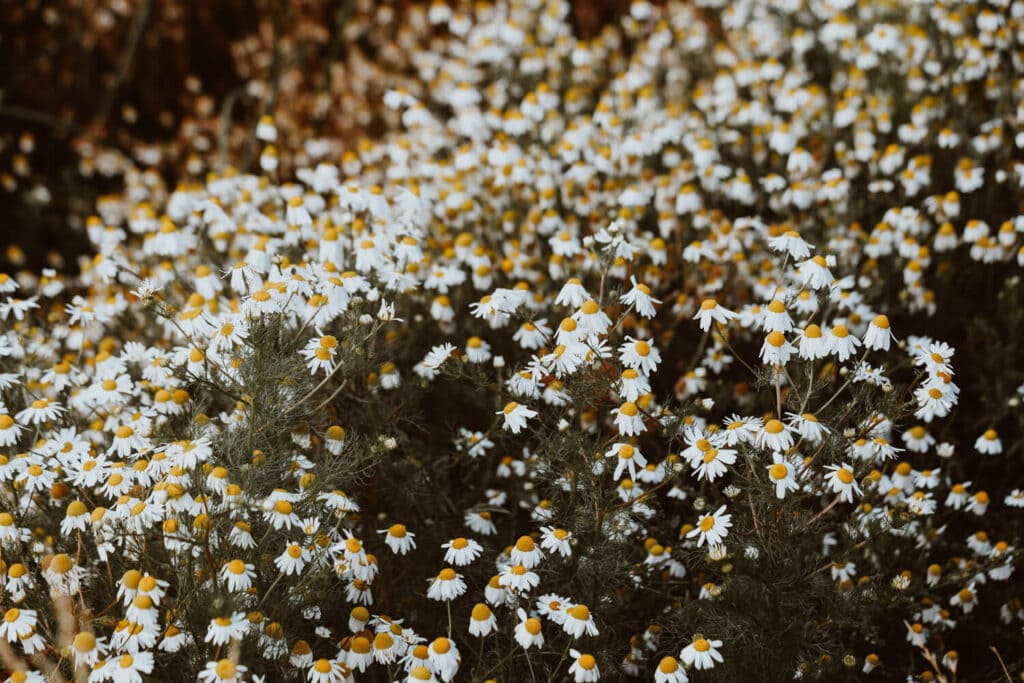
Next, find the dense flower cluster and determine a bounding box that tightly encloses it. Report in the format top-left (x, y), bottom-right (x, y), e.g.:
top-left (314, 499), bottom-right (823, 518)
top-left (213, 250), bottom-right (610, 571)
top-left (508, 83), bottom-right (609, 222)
top-left (2, 0), bottom-right (1024, 681)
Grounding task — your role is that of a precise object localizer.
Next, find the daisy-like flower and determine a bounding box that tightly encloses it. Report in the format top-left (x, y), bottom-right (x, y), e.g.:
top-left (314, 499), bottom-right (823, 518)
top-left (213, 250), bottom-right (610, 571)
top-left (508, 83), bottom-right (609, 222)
top-left (15, 398), bottom-right (64, 425)
top-left (347, 635), bottom-right (373, 673)
top-left (574, 299), bottom-right (611, 336)
top-left (405, 665), bottom-right (437, 682)
top-left (757, 419), bottom-right (794, 451)
top-left (107, 651), bottom-right (155, 683)
top-left (766, 453), bottom-right (800, 498)
top-left (974, 429), bottom-right (1002, 455)
top-left (680, 636), bottom-right (724, 670)
top-left (612, 401), bottom-right (645, 436)
top-left (913, 383), bottom-right (955, 422)
top-left (71, 631), bottom-right (105, 669)
top-left (510, 535), bottom-right (544, 569)
top-left (220, 559), bottom-right (256, 592)
top-left (0, 414), bottom-right (24, 447)
top-left (902, 425), bottom-right (935, 453)
top-left (205, 613), bottom-right (248, 646)
top-left (827, 324), bottom-right (861, 362)
top-left (760, 331), bottom-right (795, 366)
top-left (302, 335), bottom-right (339, 375)
top-left (513, 320), bottom-right (551, 350)
top-left (427, 568), bottom-right (467, 602)
top-left (786, 412), bottom-right (830, 444)
top-left (692, 446), bottom-right (737, 483)
top-left (617, 368), bottom-right (651, 402)
top-left (427, 637), bottom-right (460, 682)
top-left (500, 564), bottom-right (541, 593)
top-left (568, 649), bottom-right (600, 682)
top-left (264, 498), bottom-right (301, 531)
top-left (863, 315), bottom-right (896, 351)
top-left (197, 659), bottom-right (248, 683)
top-left (1, 608), bottom-right (36, 642)
top-left (825, 463), bottom-right (862, 503)
top-left (693, 299), bottom-right (737, 331)
top-left (949, 584), bottom-right (979, 614)
top-left (797, 323), bottom-right (827, 360)
top-left (540, 527), bottom-right (572, 558)
top-left (768, 230), bottom-right (813, 259)
top-left (687, 506), bottom-right (732, 547)
top-left (619, 277), bottom-right (661, 318)
top-left (442, 537), bottom-right (483, 566)
top-left (654, 655), bottom-right (688, 683)
top-left (605, 443), bottom-right (646, 481)
top-left (797, 255), bottom-right (833, 289)
top-left (498, 402), bottom-right (537, 434)
top-left (514, 608), bottom-right (545, 649)
top-left (562, 604), bottom-right (599, 638)
top-left (380, 523), bottom-right (416, 554)
top-left (762, 299), bottom-right (794, 333)
top-left (464, 509), bottom-right (497, 536)
top-left (464, 336), bottom-right (492, 364)
top-left (619, 337), bottom-right (661, 375)
top-left (275, 543), bottom-right (311, 575)
top-left (468, 603), bottom-right (497, 637)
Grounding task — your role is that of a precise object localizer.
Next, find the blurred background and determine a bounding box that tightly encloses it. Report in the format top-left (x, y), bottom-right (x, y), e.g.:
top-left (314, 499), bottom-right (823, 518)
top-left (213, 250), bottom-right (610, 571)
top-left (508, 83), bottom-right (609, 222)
top-left (0, 0), bottom-right (631, 272)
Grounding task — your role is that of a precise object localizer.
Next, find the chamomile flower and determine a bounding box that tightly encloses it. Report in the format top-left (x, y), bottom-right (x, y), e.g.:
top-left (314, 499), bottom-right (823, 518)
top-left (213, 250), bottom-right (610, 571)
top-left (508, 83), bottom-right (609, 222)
top-left (442, 537), bottom-right (483, 566)
top-left (427, 568), bottom-right (467, 602)
top-left (825, 463), bottom-right (862, 503)
top-left (1, 608), bottom-right (36, 642)
top-left (680, 636), bottom-right (724, 670)
top-left (687, 506), bottom-right (732, 547)
top-left (275, 543), bottom-right (311, 575)
top-left (468, 603), bottom-right (497, 637)
top-left (563, 604), bottom-right (599, 638)
top-left (500, 564), bottom-right (540, 593)
top-left (605, 443), bottom-right (647, 481)
top-left (693, 299), bottom-right (737, 331)
top-left (568, 650), bottom-right (600, 682)
top-left (197, 659), bottom-right (248, 683)
top-left (15, 398), bottom-right (64, 425)
top-left (757, 419), bottom-right (794, 451)
top-left (620, 277), bottom-right (661, 318)
top-left (499, 402), bottom-right (537, 434)
top-left (427, 637), bottom-right (460, 682)
top-left (220, 559), bottom-right (256, 592)
top-left (381, 524), bottom-right (417, 554)
top-left (974, 429), bottom-right (1002, 455)
top-left (760, 331), bottom-right (795, 366)
top-left (613, 401), bottom-right (646, 436)
top-left (766, 453), bottom-right (800, 499)
top-left (205, 613), bottom-right (248, 646)
top-left (863, 315), bottom-right (896, 351)
top-left (654, 656), bottom-right (688, 683)
top-left (827, 324), bottom-right (861, 362)
top-left (540, 527), bottom-right (573, 558)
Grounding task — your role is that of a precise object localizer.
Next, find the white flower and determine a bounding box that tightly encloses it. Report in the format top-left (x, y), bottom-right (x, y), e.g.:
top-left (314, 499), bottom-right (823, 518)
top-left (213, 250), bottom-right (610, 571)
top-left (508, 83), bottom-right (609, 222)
top-left (514, 609), bottom-right (544, 649)
top-left (612, 401), bottom-right (646, 436)
top-left (468, 603), bottom-right (497, 637)
top-left (442, 537), bottom-right (483, 566)
top-left (499, 402), bottom-right (538, 434)
top-left (863, 315), bottom-right (896, 351)
top-left (568, 649), bottom-right (600, 682)
top-left (974, 429), bottom-right (1002, 455)
top-left (825, 463), bottom-right (861, 503)
top-left (427, 568), bottom-right (466, 602)
top-left (680, 636), bottom-right (724, 670)
top-left (687, 506), bottom-right (732, 547)
top-left (619, 277), bottom-right (661, 318)
top-left (693, 299), bottom-right (737, 331)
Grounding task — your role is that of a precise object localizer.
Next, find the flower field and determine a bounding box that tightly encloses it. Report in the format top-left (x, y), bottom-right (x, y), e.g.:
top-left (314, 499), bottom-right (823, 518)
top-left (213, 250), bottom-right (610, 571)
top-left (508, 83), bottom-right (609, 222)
top-left (1, 0), bottom-right (1023, 681)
